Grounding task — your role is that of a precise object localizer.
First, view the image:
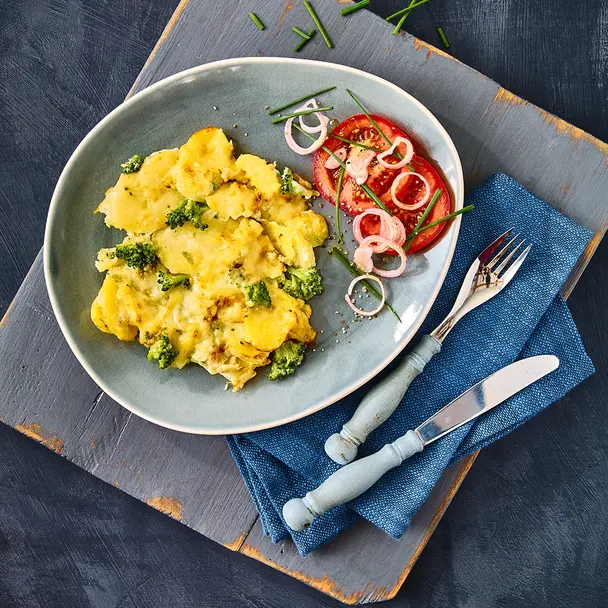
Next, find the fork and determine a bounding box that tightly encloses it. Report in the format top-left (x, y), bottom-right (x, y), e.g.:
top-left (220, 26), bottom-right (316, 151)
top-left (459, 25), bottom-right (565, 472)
top-left (324, 228), bottom-right (532, 465)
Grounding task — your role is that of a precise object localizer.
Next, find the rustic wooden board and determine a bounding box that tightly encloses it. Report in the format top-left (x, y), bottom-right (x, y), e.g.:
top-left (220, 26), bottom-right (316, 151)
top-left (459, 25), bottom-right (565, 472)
top-left (1, 0), bottom-right (607, 604)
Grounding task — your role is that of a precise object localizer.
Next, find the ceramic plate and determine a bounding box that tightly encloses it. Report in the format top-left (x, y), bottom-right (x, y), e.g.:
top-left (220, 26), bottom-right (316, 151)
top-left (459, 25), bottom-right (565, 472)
top-left (44, 57), bottom-right (464, 434)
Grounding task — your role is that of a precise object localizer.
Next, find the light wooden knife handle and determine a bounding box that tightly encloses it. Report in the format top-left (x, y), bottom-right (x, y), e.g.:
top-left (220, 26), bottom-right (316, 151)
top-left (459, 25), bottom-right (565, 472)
top-left (324, 335), bottom-right (441, 465)
top-left (283, 430), bottom-right (424, 531)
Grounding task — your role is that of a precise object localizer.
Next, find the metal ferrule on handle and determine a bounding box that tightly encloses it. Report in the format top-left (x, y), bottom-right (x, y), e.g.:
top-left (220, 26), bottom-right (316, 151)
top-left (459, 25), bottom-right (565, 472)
top-left (283, 430), bottom-right (424, 531)
top-left (324, 335), bottom-right (441, 465)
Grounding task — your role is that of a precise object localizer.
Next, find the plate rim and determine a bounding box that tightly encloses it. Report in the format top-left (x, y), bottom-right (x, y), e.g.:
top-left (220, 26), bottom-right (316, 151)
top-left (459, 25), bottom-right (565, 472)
top-left (43, 56), bottom-right (464, 435)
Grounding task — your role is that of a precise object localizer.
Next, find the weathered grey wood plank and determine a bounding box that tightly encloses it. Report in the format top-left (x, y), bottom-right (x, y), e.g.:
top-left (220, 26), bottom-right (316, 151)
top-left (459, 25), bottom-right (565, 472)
top-left (1, 0), bottom-right (607, 604)
top-left (240, 455), bottom-right (477, 604)
top-left (0, 255), bottom-right (258, 546)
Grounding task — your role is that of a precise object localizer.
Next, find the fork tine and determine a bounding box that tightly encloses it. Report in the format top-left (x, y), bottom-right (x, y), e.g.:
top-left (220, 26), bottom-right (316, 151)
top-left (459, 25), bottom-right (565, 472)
top-left (485, 234), bottom-right (520, 270)
top-left (500, 243), bottom-right (532, 287)
top-left (478, 228), bottom-right (514, 264)
top-left (494, 239), bottom-right (525, 275)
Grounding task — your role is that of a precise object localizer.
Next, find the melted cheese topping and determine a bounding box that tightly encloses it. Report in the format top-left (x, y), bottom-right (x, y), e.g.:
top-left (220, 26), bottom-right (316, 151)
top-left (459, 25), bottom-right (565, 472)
top-left (91, 127), bottom-right (327, 390)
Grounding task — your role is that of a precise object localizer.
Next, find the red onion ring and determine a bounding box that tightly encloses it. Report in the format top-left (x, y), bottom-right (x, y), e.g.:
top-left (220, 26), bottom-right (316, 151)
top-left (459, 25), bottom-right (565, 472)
top-left (284, 99), bottom-right (329, 155)
top-left (298, 99), bottom-right (329, 134)
top-left (359, 235), bottom-right (407, 278)
top-left (353, 209), bottom-right (396, 253)
top-left (325, 147), bottom-right (347, 169)
top-left (377, 137), bottom-right (414, 170)
top-left (345, 274), bottom-right (386, 317)
top-left (345, 149), bottom-right (376, 185)
top-left (391, 216), bottom-right (406, 246)
top-left (353, 245), bottom-right (374, 273)
top-left (390, 171), bottom-right (431, 211)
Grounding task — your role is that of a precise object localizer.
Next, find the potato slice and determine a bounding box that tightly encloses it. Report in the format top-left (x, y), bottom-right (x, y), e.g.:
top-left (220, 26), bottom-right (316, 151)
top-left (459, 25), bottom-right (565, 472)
top-left (172, 127), bottom-right (237, 200)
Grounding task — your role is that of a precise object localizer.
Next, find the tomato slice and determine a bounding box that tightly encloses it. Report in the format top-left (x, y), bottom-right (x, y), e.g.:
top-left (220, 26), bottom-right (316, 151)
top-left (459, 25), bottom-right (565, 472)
top-left (312, 114), bottom-right (451, 253)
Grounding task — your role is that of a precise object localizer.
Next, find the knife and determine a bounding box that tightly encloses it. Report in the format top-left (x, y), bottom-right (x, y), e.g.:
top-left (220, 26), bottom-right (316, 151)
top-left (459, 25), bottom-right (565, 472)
top-left (283, 354), bottom-right (559, 532)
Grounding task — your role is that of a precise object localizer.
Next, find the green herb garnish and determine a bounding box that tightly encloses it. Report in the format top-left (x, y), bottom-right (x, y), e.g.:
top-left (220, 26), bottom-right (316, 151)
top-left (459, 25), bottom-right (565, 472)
top-left (403, 188), bottom-right (442, 252)
top-left (329, 133), bottom-right (383, 152)
top-left (268, 85), bottom-right (335, 114)
top-left (405, 205), bottom-right (474, 243)
top-left (293, 26), bottom-right (312, 39)
top-left (346, 89), bottom-right (392, 148)
top-left (294, 28), bottom-right (316, 52)
top-left (437, 27), bottom-right (451, 49)
top-left (335, 165), bottom-right (346, 244)
top-left (249, 12), bottom-right (265, 30)
top-left (304, 1), bottom-right (333, 48)
top-left (330, 248), bottom-right (401, 322)
top-left (386, 0), bottom-right (429, 21)
top-left (121, 155), bottom-right (144, 174)
top-left (341, 0), bottom-right (370, 17)
top-left (270, 105), bottom-right (334, 124)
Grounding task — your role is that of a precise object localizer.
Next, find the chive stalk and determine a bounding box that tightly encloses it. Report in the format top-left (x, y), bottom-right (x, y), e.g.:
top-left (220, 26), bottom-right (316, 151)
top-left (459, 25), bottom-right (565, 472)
top-left (270, 106), bottom-right (334, 124)
top-left (293, 26), bottom-right (312, 39)
top-left (335, 166), bottom-right (346, 244)
top-left (341, 0), bottom-right (370, 17)
top-left (329, 133), bottom-right (383, 152)
top-left (345, 89), bottom-right (403, 159)
top-left (403, 188), bottom-right (442, 252)
top-left (268, 86), bottom-right (335, 114)
top-left (249, 13), bottom-right (265, 30)
top-left (330, 248), bottom-right (401, 321)
top-left (304, 1), bottom-right (334, 48)
top-left (437, 27), bottom-right (451, 48)
top-left (294, 29), bottom-right (316, 51)
top-left (405, 205), bottom-right (474, 242)
top-left (386, 0), bottom-right (429, 21)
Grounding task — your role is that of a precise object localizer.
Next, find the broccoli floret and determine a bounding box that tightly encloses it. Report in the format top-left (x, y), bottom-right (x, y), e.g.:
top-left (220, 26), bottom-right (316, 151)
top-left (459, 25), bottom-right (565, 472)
top-left (244, 281), bottom-right (271, 308)
top-left (280, 167), bottom-right (316, 199)
top-left (166, 199), bottom-right (209, 230)
top-left (267, 340), bottom-right (306, 381)
top-left (147, 333), bottom-right (177, 369)
top-left (281, 167), bottom-right (296, 195)
top-left (121, 155), bottom-right (145, 174)
top-left (114, 242), bottom-right (157, 269)
top-left (157, 270), bottom-right (191, 292)
top-left (281, 267), bottom-right (324, 300)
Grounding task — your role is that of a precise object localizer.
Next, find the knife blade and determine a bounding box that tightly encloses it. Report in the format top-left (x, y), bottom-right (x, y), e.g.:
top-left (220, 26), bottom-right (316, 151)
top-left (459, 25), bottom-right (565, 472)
top-left (416, 354), bottom-right (560, 444)
top-left (283, 354), bottom-right (560, 532)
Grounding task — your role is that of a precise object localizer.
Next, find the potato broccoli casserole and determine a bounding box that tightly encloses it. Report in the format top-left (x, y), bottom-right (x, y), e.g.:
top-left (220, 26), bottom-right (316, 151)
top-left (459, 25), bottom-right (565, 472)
top-left (91, 127), bottom-right (328, 390)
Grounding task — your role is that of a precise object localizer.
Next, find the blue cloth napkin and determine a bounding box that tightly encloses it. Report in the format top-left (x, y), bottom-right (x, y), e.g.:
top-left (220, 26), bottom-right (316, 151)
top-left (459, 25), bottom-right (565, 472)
top-left (226, 173), bottom-right (595, 555)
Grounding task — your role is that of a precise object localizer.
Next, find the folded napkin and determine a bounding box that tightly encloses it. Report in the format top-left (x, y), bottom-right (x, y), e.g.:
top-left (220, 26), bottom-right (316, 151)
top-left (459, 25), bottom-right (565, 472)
top-left (227, 173), bottom-right (595, 555)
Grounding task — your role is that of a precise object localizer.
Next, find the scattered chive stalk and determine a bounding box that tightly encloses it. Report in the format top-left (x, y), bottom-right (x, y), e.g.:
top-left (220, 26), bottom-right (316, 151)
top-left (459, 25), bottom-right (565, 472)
top-left (330, 248), bottom-right (401, 322)
top-left (291, 122), bottom-right (391, 214)
top-left (405, 205), bottom-right (474, 242)
top-left (403, 188), bottom-right (442, 252)
top-left (335, 166), bottom-right (346, 244)
top-left (386, 0), bottom-right (429, 21)
top-left (249, 13), bottom-right (265, 30)
top-left (293, 26), bottom-right (312, 39)
top-left (270, 105), bottom-right (334, 124)
top-left (437, 27), bottom-right (451, 48)
top-left (393, 4), bottom-right (413, 35)
top-left (329, 133), bottom-right (383, 152)
top-left (304, 1), bottom-right (333, 48)
top-left (268, 86), bottom-right (335, 114)
top-left (346, 88), bottom-right (403, 160)
top-left (341, 0), bottom-right (370, 17)
top-left (295, 29), bottom-right (316, 52)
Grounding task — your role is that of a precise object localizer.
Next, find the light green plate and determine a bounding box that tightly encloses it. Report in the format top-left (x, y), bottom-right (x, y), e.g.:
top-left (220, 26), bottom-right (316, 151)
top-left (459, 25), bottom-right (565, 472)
top-left (44, 57), bottom-right (463, 435)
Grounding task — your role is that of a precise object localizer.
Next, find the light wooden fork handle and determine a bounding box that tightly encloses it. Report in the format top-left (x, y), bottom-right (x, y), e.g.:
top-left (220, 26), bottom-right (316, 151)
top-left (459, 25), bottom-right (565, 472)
top-left (324, 334), bottom-right (441, 465)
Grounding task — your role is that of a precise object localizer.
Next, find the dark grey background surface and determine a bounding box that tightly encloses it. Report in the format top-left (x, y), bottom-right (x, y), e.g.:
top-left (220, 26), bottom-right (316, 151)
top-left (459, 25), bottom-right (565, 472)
top-left (1, 1), bottom-right (607, 606)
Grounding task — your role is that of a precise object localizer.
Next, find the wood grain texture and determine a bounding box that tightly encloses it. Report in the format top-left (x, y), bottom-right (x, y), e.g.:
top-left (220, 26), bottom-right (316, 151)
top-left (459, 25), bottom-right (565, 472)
top-left (0, 3), bottom-right (601, 605)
